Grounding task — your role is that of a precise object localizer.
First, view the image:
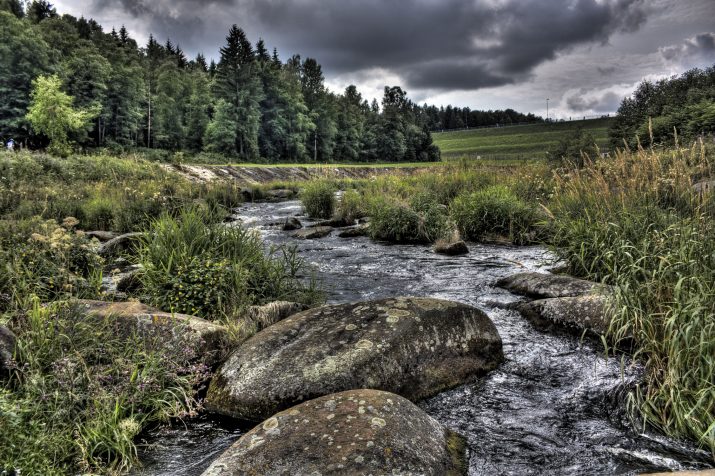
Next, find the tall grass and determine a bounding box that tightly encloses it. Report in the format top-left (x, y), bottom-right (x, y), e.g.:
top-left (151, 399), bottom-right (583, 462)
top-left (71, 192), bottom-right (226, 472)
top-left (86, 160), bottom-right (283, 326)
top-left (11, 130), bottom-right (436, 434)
top-left (547, 141), bottom-right (715, 455)
top-left (301, 180), bottom-right (336, 219)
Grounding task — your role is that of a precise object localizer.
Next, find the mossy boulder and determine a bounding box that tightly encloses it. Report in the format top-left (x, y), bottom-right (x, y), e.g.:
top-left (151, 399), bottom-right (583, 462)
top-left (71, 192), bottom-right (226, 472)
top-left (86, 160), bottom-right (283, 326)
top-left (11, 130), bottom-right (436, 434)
top-left (516, 295), bottom-right (611, 335)
top-left (75, 300), bottom-right (229, 366)
top-left (201, 389), bottom-right (467, 476)
top-left (206, 297), bottom-right (502, 421)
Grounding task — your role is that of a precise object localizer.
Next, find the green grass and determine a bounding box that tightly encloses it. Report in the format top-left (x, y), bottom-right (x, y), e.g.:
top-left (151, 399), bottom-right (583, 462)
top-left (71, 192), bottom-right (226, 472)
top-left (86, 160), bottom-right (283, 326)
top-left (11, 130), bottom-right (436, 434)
top-left (195, 161), bottom-right (446, 168)
top-left (433, 117), bottom-right (615, 160)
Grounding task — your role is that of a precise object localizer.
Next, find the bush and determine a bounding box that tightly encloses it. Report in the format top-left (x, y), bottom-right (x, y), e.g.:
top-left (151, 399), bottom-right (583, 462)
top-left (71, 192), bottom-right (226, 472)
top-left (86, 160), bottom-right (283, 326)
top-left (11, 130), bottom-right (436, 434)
top-left (301, 180), bottom-right (336, 219)
top-left (139, 207), bottom-right (320, 320)
top-left (335, 189), bottom-right (366, 224)
top-left (547, 127), bottom-right (599, 167)
top-left (451, 185), bottom-right (538, 244)
top-left (368, 195), bottom-right (451, 244)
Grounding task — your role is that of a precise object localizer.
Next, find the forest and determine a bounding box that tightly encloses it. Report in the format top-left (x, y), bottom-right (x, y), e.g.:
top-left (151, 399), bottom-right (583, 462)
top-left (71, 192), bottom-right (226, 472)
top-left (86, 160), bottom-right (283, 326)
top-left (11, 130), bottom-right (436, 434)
top-left (0, 0), bottom-right (539, 163)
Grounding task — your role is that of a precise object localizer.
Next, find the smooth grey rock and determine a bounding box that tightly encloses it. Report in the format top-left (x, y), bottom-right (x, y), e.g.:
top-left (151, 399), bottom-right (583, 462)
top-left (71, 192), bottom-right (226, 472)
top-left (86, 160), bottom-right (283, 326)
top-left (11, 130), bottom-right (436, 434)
top-left (98, 232), bottom-right (145, 257)
top-left (0, 325), bottom-right (17, 377)
top-left (75, 300), bottom-right (229, 366)
top-left (434, 240), bottom-right (469, 256)
top-left (281, 217), bottom-right (302, 231)
top-left (85, 230), bottom-right (120, 242)
top-left (516, 294), bottom-right (611, 335)
top-left (292, 226), bottom-right (332, 239)
top-left (201, 389), bottom-right (467, 476)
top-left (497, 272), bottom-right (606, 299)
top-left (206, 297), bottom-right (503, 421)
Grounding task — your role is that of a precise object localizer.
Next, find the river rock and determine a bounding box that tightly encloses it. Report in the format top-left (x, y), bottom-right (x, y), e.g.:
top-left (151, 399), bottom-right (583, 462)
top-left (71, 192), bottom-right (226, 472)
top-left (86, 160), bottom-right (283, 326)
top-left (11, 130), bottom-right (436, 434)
top-left (201, 389), bottom-right (467, 476)
top-left (206, 297), bottom-right (503, 421)
top-left (265, 189), bottom-right (295, 201)
top-left (516, 294), bottom-right (611, 335)
top-left (85, 230), bottom-right (120, 242)
top-left (338, 226), bottom-right (369, 238)
top-left (434, 240), bottom-right (469, 256)
top-left (310, 217), bottom-right (352, 228)
top-left (292, 226), bottom-right (333, 239)
top-left (243, 301), bottom-right (308, 331)
top-left (0, 325), bottom-right (17, 377)
top-left (75, 300), bottom-right (229, 366)
top-left (282, 217), bottom-right (302, 231)
top-left (497, 272), bottom-right (605, 298)
top-left (98, 232), bottom-right (145, 257)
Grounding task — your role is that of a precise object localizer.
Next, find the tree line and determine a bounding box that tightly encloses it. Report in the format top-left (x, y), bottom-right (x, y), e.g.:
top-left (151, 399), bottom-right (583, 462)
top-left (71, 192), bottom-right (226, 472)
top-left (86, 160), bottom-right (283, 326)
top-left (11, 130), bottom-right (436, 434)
top-left (609, 65), bottom-right (715, 148)
top-left (421, 105), bottom-right (542, 131)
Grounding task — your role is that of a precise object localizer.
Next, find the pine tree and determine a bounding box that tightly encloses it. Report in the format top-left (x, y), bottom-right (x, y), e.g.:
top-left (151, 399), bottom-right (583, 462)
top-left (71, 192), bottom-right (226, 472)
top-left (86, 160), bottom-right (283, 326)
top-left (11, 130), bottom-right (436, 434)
top-left (204, 99), bottom-right (237, 155)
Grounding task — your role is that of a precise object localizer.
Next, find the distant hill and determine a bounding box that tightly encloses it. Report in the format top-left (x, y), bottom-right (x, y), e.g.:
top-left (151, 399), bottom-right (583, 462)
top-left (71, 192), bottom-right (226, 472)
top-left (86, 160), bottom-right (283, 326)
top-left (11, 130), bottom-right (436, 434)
top-left (433, 117), bottom-right (615, 161)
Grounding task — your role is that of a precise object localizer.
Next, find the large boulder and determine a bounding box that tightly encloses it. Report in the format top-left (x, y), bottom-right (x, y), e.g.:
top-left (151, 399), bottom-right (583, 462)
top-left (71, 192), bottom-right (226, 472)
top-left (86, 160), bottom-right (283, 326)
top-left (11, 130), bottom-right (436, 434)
top-left (292, 226), bottom-right (333, 239)
top-left (0, 325), bottom-right (17, 377)
top-left (497, 272), bottom-right (606, 299)
top-left (201, 389), bottom-right (467, 476)
top-left (206, 297), bottom-right (502, 421)
top-left (516, 294), bottom-right (611, 335)
top-left (75, 300), bottom-right (229, 366)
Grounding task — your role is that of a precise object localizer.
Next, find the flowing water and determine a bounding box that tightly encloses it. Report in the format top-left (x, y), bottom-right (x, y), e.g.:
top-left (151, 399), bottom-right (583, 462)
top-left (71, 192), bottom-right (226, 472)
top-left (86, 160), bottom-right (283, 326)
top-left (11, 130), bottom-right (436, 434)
top-left (134, 199), bottom-right (713, 475)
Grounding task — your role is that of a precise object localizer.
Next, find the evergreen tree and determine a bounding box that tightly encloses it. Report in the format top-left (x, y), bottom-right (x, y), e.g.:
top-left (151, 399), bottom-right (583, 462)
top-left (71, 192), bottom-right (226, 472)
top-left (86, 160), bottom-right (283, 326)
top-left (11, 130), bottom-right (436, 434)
top-left (204, 99), bottom-right (237, 155)
top-left (185, 70), bottom-right (211, 151)
top-left (27, 0), bottom-right (56, 24)
top-left (0, 0), bottom-right (24, 18)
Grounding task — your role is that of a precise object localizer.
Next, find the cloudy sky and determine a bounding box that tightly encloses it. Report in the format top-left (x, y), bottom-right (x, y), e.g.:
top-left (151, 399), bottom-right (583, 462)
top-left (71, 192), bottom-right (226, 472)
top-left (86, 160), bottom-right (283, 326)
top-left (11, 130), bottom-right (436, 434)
top-left (53, 0), bottom-right (715, 118)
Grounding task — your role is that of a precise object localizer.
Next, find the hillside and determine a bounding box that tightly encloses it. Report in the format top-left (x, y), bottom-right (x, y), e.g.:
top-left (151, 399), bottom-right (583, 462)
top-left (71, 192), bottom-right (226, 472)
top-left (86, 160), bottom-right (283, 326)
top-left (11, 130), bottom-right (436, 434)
top-left (433, 117), bottom-right (615, 160)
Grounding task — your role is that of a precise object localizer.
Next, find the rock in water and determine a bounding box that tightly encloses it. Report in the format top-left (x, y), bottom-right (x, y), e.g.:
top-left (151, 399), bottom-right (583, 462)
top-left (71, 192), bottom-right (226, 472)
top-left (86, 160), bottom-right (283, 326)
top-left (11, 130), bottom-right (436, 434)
top-left (201, 389), bottom-right (468, 476)
top-left (75, 300), bottom-right (229, 366)
top-left (206, 297), bottom-right (503, 421)
top-left (497, 272), bottom-right (606, 298)
top-left (338, 226), bottom-right (369, 238)
top-left (85, 230), bottom-right (120, 242)
top-left (292, 226), bottom-right (333, 239)
top-left (433, 240), bottom-right (469, 256)
top-left (282, 217), bottom-right (302, 231)
top-left (0, 325), bottom-right (17, 377)
top-left (97, 232), bottom-right (145, 257)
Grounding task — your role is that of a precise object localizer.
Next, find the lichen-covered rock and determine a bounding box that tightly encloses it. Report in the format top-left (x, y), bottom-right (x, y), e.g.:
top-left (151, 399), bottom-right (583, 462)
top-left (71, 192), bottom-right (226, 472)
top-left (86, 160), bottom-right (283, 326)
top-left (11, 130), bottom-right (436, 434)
top-left (434, 240), bottom-right (469, 256)
top-left (0, 325), bottom-right (17, 377)
top-left (497, 272), bottom-right (606, 299)
top-left (292, 226), bottom-right (332, 239)
top-left (206, 297), bottom-right (503, 421)
top-left (516, 294), bottom-right (611, 335)
top-left (75, 300), bottom-right (229, 366)
top-left (97, 232), bottom-right (145, 257)
top-left (282, 217), bottom-right (302, 231)
top-left (243, 301), bottom-right (307, 331)
top-left (201, 389), bottom-right (467, 476)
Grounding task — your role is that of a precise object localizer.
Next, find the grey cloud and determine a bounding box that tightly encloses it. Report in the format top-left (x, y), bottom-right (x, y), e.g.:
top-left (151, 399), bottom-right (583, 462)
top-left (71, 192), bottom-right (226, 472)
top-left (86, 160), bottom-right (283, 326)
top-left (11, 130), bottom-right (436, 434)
top-left (566, 90), bottom-right (622, 112)
top-left (85, 0), bottom-right (649, 91)
top-left (660, 32), bottom-right (715, 63)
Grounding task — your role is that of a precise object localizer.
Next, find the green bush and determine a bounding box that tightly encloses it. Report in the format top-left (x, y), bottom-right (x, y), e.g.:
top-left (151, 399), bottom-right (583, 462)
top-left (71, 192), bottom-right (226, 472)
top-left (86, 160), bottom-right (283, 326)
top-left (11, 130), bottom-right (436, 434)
top-left (301, 180), bottom-right (336, 219)
top-left (368, 195), bottom-right (450, 244)
top-left (335, 189), bottom-right (366, 224)
top-left (451, 185), bottom-right (538, 244)
top-left (139, 207), bottom-right (320, 320)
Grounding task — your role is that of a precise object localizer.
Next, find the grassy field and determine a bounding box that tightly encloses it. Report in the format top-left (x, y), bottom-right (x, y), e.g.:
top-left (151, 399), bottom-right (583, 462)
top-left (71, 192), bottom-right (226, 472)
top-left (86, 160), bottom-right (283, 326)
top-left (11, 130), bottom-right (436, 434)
top-left (433, 117), bottom-right (615, 160)
top-left (195, 161), bottom-right (446, 168)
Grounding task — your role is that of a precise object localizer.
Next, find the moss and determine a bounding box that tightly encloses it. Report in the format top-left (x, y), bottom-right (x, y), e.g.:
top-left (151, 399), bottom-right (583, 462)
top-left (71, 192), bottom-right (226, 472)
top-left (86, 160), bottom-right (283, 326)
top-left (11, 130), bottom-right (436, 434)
top-left (445, 429), bottom-right (469, 476)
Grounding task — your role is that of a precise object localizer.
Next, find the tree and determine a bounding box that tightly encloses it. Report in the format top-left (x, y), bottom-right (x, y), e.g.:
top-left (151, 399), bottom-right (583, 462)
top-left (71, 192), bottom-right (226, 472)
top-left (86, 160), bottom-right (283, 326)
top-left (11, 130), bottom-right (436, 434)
top-left (0, 0), bottom-right (24, 18)
top-left (26, 74), bottom-right (98, 156)
top-left (547, 127), bottom-right (598, 167)
top-left (185, 70), bottom-right (211, 151)
top-left (204, 99), bottom-right (237, 155)
top-left (27, 0), bottom-right (56, 23)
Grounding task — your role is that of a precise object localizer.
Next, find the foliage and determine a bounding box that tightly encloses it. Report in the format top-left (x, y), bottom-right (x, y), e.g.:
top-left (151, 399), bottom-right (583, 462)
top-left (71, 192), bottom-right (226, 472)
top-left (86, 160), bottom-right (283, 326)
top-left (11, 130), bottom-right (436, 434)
top-left (301, 180), bottom-right (336, 219)
top-left (26, 74), bottom-right (98, 156)
top-left (0, 300), bottom-right (207, 474)
top-left (368, 195), bottom-right (451, 244)
top-left (139, 207), bottom-right (320, 320)
top-left (451, 185), bottom-right (539, 244)
top-left (547, 126), bottom-right (599, 167)
top-left (546, 143), bottom-right (715, 455)
top-left (335, 189), bottom-right (366, 224)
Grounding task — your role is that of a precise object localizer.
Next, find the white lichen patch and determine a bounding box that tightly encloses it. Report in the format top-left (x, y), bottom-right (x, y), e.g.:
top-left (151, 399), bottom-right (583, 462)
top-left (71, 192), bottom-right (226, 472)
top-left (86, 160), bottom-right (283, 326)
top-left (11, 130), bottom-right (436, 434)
top-left (262, 417), bottom-right (279, 431)
top-left (248, 435), bottom-right (265, 450)
top-left (371, 417), bottom-right (386, 428)
top-left (345, 324), bottom-right (358, 331)
top-left (355, 339), bottom-right (374, 350)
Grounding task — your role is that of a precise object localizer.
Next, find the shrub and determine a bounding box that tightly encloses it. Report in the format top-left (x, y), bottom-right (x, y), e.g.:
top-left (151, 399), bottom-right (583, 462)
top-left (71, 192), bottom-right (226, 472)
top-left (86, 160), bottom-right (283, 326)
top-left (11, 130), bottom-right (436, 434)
top-left (450, 185), bottom-right (538, 244)
top-left (547, 127), bottom-right (599, 168)
top-left (139, 207), bottom-right (320, 320)
top-left (368, 195), bottom-right (450, 244)
top-left (301, 180), bottom-right (336, 219)
top-left (335, 189), bottom-right (366, 224)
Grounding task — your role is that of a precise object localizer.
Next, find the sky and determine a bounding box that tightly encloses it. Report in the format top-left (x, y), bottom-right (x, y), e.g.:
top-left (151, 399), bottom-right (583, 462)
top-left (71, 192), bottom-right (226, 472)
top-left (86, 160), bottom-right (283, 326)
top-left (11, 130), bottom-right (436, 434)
top-left (53, 0), bottom-right (715, 119)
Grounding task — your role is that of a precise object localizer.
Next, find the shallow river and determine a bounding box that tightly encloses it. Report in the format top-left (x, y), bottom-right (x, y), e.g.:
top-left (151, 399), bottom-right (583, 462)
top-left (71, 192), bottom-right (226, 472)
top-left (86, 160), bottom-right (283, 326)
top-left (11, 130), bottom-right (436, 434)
top-left (135, 199), bottom-right (713, 475)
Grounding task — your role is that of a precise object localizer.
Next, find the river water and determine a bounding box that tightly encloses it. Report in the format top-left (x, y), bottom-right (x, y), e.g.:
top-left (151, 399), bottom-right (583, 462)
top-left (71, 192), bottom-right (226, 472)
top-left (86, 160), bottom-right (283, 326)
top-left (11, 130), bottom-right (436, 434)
top-left (134, 199), bottom-right (713, 475)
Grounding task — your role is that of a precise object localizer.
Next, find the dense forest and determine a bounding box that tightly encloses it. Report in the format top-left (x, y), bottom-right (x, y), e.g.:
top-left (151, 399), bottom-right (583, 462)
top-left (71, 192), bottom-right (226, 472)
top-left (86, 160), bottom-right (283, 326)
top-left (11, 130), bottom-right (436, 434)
top-left (0, 1), bottom-right (538, 163)
top-left (609, 66), bottom-right (715, 148)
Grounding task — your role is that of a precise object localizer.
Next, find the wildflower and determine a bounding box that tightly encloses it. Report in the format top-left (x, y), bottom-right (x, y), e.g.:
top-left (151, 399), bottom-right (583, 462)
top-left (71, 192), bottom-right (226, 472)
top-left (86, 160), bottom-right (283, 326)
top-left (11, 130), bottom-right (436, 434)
top-left (118, 418), bottom-right (141, 438)
top-left (62, 217), bottom-right (80, 228)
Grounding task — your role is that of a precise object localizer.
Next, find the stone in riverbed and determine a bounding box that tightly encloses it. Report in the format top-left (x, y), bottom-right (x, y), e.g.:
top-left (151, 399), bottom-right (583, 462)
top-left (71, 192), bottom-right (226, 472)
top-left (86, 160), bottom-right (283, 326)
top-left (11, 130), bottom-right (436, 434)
top-left (434, 240), bottom-right (469, 256)
top-left (205, 297), bottom-right (503, 421)
top-left (516, 294), bottom-right (611, 335)
top-left (497, 272), bottom-right (606, 299)
top-left (338, 225), bottom-right (369, 238)
top-left (98, 232), bottom-right (145, 257)
top-left (201, 389), bottom-right (468, 476)
top-left (85, 230), bottom-right (120, 242)
top-left (75, 300), bottom-right (229, 366)
top-left (292, 226), bottom-right (332, 239)
top-left (281, 217), bottom-right (302, 231)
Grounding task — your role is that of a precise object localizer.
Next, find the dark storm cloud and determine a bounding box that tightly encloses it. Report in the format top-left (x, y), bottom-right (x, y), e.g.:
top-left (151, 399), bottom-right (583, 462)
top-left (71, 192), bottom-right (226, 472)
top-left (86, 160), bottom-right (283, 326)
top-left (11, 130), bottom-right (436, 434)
top-left (86, 0), bottom-right (649, 91)
top-left (566, 90), bottom-right (622, 112)
top-left (660, 32), bottom-right (715, 63)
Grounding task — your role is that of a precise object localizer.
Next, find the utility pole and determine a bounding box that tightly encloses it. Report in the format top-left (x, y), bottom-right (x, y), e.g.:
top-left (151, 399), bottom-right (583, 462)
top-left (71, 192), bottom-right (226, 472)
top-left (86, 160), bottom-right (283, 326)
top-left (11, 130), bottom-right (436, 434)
top-left (546, 98), bottom-right (550, 122)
